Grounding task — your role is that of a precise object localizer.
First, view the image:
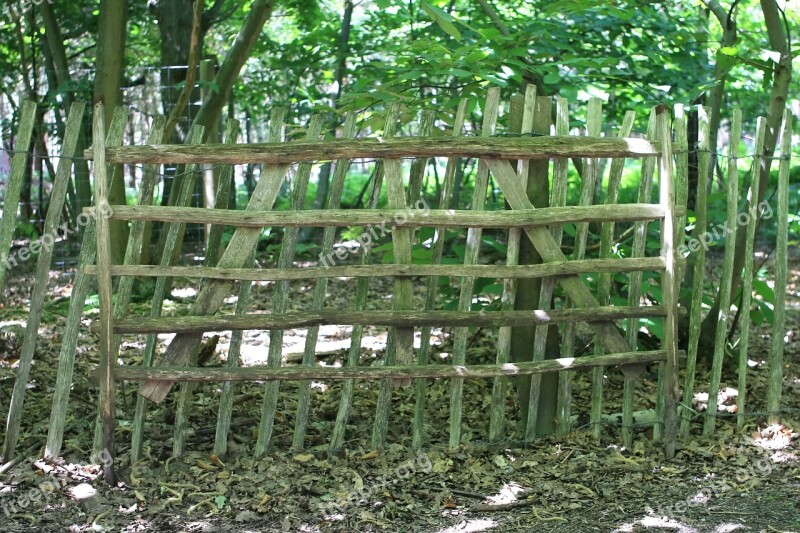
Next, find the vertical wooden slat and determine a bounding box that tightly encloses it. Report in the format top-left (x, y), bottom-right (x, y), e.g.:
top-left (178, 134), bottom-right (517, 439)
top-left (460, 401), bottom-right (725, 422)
top-left (130, 126), bottom-right (205, 462)
top-left (293, 113), bottom-right (357, 451)
top-left (680, 106), bottom-right (711, 436)
top-left (596, 110), bottom-right (636, 446)
top-left (3, 102), bottom-right (83, 460)
top-left (626, 110), bottom-right (658, 350)
top-left (652, 108), bottom-right (685, 442)
top-left (597, 111), bottom-right (637, 304)
top-left (488, 88), bottom-right (531, 444)
top-left (372, 110), bottom-right (433, 450)
top-left (236, 108), bottom-right (287, 456)
top-left (449, 87), bottom-right (500, 449)
top-left (657, 108), bottom-right (679, 457)
top-left (172, 117), bottom-right (238, 456)
top-left (371, 157), bottom-right (412, 450)
top-left (574, 98), bottom-right (603, 260)
top-left (511, 87), bottom-right (551, 442)
top-left (0, 100), bottom-right (36, 294)
top-left (46, 224), bottom-right (98, 456)
top-left (415, 101), bottom-right (467, 449)
top-left (206, 119), bottom-right (241, 267)
top-left (44, 107), bottom-right (129, 460)
top-left (211, 121), bottom-right (250, 455)
top-left (704, 109), bottom-right (742, 436)
top-left (112, 115), bottom-right (167, 344)
top-left (673, 105), bottom-right (689, 287)
top-left (653, 364), bottom-right (665, 442)
top-left (519, 87), bottom-right (560, 443)
top-left (569, 98), bottom-right (604, 439)
top-left (329, 105), bottom-right (398, 454)
top-left (488, 227), bottom-right (521, 442)
top-left (552, 97), bottom-right (573, 436)
top-left (767, 109), bottom-right (792, 423)
top-left (736, 117), bottom-right (766, 428)
top-left (656, 104), bottom-right (687, 444)
top-left (92, 102), bottom-right (117, 484)
top-left (407, 110), bottom-right (436, 203)
top-left (214, 252), bottom-right (255, 455)
top-left (256, 115), bottom-right (324, 455)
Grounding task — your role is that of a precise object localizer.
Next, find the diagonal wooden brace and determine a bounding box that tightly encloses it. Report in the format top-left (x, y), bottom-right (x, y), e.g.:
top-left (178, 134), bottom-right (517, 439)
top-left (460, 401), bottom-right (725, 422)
top-left (486, 158), bottom-right (632, 356)
top-left (137, 161), bottom-right (291, 403)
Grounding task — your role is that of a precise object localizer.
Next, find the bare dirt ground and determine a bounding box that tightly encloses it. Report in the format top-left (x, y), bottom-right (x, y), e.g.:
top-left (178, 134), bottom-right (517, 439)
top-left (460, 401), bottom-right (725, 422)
top-left (1, 249), bottom-right (798, 532)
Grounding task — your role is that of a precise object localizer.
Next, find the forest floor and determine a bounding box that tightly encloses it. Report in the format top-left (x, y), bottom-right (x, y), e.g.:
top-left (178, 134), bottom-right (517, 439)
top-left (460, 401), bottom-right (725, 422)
top-left (0, 244), bottom-right (798, 532)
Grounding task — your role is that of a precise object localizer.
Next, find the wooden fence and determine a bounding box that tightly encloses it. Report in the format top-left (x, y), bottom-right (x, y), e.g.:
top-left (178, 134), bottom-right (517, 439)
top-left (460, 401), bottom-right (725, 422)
top-left (0, 91), bottom-right (791, 487)
top-left (79, 87), bottom-right (682, 484)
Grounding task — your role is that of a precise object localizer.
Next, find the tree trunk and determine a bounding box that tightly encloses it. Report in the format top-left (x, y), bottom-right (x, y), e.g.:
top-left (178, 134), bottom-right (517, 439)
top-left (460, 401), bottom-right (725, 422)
top-left (509, 95), bottom-right (561, 436)
top-left (94, 0), bottom-right (129, 264)
top-left (153, 0), bottom-right (197, 143)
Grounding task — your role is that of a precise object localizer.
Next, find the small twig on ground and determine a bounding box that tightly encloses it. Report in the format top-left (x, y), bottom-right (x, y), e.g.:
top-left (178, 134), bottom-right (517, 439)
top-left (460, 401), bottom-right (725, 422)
top-left (421, 485), bottom-right (488, 500)
top-left (471, 499), bottom-right (537, 512)
top-left (0, 445), bottom-right (38, 476)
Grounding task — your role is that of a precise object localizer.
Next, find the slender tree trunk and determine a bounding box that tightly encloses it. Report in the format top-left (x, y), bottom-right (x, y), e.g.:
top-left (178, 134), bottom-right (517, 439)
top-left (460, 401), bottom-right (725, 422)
top-left (698, 0), bottom-right (791, 356)
top-left (40, 1), bottom-right (93, 223)
top-left (303, 0), bottom-right (354, 243)
top-left (701, 0), bottom-right (737, 181)
top-left (189, 0), bottom-right (278, 140)
top-left (94, 0), bottom-right (129, 264)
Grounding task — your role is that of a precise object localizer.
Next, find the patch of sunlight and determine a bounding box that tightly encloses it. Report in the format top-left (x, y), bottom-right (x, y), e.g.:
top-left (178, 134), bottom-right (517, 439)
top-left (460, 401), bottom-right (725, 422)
top-left (310, 381), bottom-right (327, 392)
top-left (533, 310), bottom-right (550, 320)
top-left (184, 522), bottom-right (215, 531)
top-left (752, 424), bottom-right (796, 450)
top-left (435, 518), bottom-right (498, 533)
top-left (557, 357), bottom-right (576, 367)
top-left (713, 524), bottom-right (747, 532)
top-left (171, 287), bottom-right (197, 299)
top-left (688, 490), bottom-right (711, 505)
top-left (614, 515), bottom-right (697, 532)
top-left (485, 481), bottom-right (525, 505)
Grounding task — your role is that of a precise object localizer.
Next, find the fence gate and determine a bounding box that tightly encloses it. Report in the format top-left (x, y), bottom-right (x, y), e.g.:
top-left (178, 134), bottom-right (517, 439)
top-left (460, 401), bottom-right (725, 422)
top-left (83, 88), bottom-right (679, 484)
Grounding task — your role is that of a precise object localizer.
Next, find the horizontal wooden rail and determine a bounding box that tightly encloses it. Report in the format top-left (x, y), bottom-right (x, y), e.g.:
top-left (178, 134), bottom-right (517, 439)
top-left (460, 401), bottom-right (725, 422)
top-left (97, 204), bottom-right (675, 228)
top-left (85, 136), bottom-right (662, 164)
top-left (102, 350), bottom-right (671, 382)
top-left (86, 257), bottom-right (667, 281)
top-left (107, 306), bottom-right (666, 334)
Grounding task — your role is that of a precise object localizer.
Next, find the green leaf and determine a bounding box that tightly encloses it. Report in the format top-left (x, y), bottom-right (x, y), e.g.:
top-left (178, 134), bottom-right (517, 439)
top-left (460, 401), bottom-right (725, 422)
top-left (465, 50), bottom-right (487, 62)
top-left (752, 279), bottom-right (775, 304)
top-left (215, 495), bottom-right (227, 509)
top-left (543, 72), bottom-right (561, 84)
top-left (421, 1), bottom-right (461, 41)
